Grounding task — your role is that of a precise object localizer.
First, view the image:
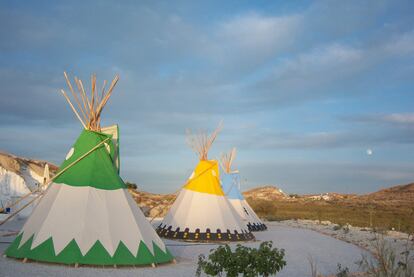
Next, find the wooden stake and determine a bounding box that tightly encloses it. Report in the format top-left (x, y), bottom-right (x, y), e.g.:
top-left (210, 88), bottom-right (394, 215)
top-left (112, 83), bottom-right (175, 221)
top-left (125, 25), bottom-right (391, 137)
top-left (151, 263), bottom-right (156, 268)
top-left (186, 122), bottom-right (222, 160)
top-left (60, 90), bottom-right (87, 129)
top-left (75, 263), bottom-right (79, 268)
top-left (100, 80), bottom-right (107, 105)
top-left (60, 72), bottom-right (119, 132)
top-left (64, 72), bottom-right (88, 123)
top-left (0, 189), bottom-right (35, 214)
top-left (22, 258), bottom-right (27, 263)
top-left (90, 74), bottom-right (96, 128)
top-left (91, 74), bottom-right (96, 110)
top-left (229, 148), bottom-right (236, 171)
top-left (2, 193), bottom-right (42, 224)
top-left (74, 77), bottom-right (90, 123)
top-left (221, 147), bottom-right (237, 174)
top-left (95, 75), bottom-right (119, 117)
top-left (79, 80), bottom-right (92, 112)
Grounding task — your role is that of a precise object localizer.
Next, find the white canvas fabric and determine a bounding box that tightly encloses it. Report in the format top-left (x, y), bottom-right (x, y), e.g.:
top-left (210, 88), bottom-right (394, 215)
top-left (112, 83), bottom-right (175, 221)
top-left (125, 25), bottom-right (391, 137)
top-left (228, 199), bottom-right (263, 227)
top-left (221, 171), bottom-right (266, 231)
top-left (161, 188), bottom-right (249, 233)
top-left (241, 200), bottom-right (263, 224)
top-left (18, 183), bottom-right (166, 256)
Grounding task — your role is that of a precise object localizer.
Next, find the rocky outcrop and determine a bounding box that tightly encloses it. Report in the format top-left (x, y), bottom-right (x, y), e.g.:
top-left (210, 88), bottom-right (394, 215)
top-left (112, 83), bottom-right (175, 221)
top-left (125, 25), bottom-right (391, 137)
top-left (243, 185), bottom-right (288, 201)
top-left (0, 152), bottom-right (57, 217)
top-left (362, 183), bottom-right (414, 202)
top-left (128, 189), bottom-right (177, 218)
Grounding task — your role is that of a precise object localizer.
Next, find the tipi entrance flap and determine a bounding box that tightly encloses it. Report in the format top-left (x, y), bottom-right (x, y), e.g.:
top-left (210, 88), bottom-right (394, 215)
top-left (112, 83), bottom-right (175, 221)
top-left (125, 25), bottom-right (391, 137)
top-left (101, 124), bottom-right (120, 173)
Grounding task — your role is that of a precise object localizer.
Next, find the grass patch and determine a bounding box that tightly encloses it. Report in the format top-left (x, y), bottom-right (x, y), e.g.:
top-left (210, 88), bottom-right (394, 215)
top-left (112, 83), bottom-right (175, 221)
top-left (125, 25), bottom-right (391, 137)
top-left (247, 198), bottom-right (414, 233)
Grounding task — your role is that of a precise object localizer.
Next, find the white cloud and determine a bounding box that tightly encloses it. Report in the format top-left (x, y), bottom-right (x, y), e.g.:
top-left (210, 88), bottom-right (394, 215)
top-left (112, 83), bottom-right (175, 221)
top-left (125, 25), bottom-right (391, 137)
top-left (249, 26), bottom-right (414, 108)
top-left (344, 113), bottom-right (414, 125)
top-left (201, 13), bottom-right (302, 73)
top-left (234, 125), bottom-right (414, 151)
top-left (240, 160), bottom-right (414, 194)
top-left (275, 44), bottom-right (363, 78)
top-left (217, 13), bottom-right (301, 54)
top-left (384, 30), bottom-right (414, 55)
top-left (248, 43), bottom-right (367, 107)
top-left (1, 1), bottom-right (414, 193)
top-left (383, 113), bottom-right (414, 124)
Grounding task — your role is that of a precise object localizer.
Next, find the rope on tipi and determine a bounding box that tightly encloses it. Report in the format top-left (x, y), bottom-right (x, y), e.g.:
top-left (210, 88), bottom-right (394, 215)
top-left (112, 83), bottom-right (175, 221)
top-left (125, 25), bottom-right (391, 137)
top-left (0, 137), bottom-right (111, 226)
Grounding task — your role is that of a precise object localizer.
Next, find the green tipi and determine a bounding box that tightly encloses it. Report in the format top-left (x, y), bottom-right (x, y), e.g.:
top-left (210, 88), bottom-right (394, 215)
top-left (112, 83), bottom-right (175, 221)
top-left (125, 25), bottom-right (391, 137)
top-left (5, 73), bottom-right (173, 266)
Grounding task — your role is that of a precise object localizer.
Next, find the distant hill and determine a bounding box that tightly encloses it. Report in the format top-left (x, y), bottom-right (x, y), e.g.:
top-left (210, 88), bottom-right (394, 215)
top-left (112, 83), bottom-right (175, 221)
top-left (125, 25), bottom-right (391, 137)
top-left (0, 152), bottom-right (58, 177)
top-left (2, 150), bottom-right (411, 204)
top-left (243, 185), bottom-right (288, 201)
top-left (128, 189), bottom-right (176, 218)
top-left (244, 183), bottom-right (414, 232)
top-left (0, 151), bottom-right (413, 230)
top-left (127, 182), bottom-right (414, 221)
top-left (361, 183), bottom-right (414, 202)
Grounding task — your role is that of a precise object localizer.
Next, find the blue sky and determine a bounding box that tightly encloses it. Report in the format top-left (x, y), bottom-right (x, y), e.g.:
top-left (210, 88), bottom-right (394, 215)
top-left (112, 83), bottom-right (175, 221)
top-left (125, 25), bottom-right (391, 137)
top-left (1, 0), bottom-right (414, 194)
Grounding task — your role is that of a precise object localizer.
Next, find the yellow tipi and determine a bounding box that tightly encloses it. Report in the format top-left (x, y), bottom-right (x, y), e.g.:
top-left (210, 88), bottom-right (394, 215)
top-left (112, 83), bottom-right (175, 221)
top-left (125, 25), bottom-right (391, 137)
top-left (156, 124), bottom-right (254, 242)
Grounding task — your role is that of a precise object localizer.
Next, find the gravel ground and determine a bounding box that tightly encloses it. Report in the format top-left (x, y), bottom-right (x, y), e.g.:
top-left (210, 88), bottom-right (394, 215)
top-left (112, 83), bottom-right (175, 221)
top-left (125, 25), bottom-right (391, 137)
top-left (279, 219), bottom-right (414, 261)
top-left (0, 218), bottom-right (377, 277)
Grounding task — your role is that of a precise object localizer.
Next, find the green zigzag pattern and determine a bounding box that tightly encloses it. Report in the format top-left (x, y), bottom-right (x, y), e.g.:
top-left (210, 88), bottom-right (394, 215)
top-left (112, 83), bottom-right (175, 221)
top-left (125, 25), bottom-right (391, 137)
top-left (5, 233), bottom-right (173, 265)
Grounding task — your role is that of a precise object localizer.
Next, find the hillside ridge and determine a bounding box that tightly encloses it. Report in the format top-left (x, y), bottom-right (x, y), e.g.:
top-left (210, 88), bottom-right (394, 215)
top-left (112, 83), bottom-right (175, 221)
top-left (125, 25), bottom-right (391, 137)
top-left (1, 151), bottom-right (413, 221)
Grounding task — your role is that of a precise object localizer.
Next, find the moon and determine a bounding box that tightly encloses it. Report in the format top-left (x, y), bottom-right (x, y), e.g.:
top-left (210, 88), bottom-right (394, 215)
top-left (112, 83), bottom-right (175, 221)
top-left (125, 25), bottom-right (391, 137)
top-left (366, 149), bottom-right (373, 156)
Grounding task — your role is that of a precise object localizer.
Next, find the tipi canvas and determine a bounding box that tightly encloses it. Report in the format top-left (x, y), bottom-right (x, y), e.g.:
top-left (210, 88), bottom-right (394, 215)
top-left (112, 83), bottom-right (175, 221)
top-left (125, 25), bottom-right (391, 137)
top-left (5, 73), bottom-right (173, 266)
top-left (157, 125), bottom-right (254, 242)
top-left (221, 148), bottom-right (267, 231)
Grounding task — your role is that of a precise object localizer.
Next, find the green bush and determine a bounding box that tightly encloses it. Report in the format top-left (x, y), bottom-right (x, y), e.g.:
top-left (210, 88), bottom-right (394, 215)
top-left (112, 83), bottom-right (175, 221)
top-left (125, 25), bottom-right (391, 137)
top-left (336, 263), bottom-right (350, 277)
top-left (196, 241), bottom-right (286, 277)
top-left (125, 181), bottom-right (137, 190)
